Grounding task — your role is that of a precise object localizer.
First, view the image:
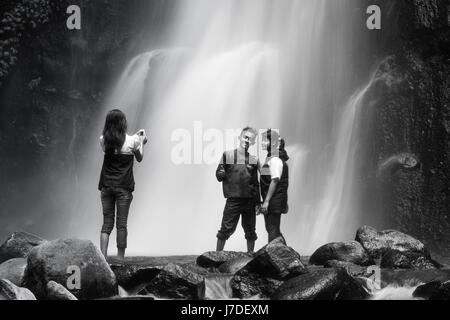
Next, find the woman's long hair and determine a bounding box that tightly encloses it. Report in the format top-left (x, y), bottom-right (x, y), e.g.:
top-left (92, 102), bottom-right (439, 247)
top-left (263, 129), bottom-right (289, 162)
top-left (102, 109), bottom-right (127, 154)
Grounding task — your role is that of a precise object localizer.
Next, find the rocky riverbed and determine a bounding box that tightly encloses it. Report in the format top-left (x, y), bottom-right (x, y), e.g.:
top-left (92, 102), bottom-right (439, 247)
top-left (1, 226), bottom-right (450, 300)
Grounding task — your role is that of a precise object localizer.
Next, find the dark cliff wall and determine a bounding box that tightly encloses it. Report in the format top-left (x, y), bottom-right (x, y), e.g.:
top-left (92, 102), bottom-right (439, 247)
top-left (0, 0), bottom-right (171, 239)
top-left (359, 0), bottom-right (450, 255)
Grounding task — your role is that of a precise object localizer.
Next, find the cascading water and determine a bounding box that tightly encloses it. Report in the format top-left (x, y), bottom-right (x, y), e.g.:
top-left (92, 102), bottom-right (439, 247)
top-left (77, 0), bottom-right (377, 255)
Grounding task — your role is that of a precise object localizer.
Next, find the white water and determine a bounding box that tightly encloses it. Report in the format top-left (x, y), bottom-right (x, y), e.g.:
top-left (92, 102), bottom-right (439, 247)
top-left (77, 0), bottom-right (377, 256)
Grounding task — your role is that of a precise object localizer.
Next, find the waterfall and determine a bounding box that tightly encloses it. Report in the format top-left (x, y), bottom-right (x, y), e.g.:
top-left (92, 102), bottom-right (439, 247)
top-left (80, 0), bottom-right (376, 255)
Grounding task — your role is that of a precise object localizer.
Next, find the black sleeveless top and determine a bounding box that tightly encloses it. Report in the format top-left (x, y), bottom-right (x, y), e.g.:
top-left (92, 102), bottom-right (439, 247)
top-left (260, 157), bottom-right (289, 214)
top-left (98, 153), bottom-right (135, 192)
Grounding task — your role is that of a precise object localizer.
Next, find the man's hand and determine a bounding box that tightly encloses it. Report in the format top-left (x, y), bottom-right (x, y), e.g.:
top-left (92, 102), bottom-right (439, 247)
top-left (255, 204), bottom-right (262, 215)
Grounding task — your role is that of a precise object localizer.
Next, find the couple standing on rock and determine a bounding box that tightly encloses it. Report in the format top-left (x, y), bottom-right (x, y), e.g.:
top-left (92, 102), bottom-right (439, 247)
top-left (97, 111), bottom-right (289, 260)
top-left (216, 127), bottom-right (290, 254)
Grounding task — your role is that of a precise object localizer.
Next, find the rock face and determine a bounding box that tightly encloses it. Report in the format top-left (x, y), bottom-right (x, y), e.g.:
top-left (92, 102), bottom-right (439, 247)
top-left (310, 241), bottom-right (373, 266)
top-left (380, 249), bottom-right (441, 270)
top-left (239, 237), bottom-right (308, 280)
top-left (198, 274), bottom-right (233, 300)
top-left (138, 263), bottom-right (204, 299)
top-left (46, 280), bottom-right (78, 300)
top-left (196, 251), bottom-right (251, 269)
top-left (0, 258), bottom-right (27, 286)
top-left (23, 239), bottom-right (118, 300)
top-left (272, 268), bottom-right (369, 300)
top-left (0, 279), bottom-right (36, 300)
top-left (0, 232), bottom-right (45, 264)
top-left (324, 260), bottom-right (371, 278)
top-left (355, 226), bottom-right (427, 259)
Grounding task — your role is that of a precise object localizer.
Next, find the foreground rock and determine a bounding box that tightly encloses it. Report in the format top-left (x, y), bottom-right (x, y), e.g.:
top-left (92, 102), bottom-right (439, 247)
top-left (429, 281), bottom-right (450, 300)
top-left (46, 281), bottom-right (78, 300)
top-left (310, 241), bottom-right (373, 266)
top-left (0, 232), bottom-right (46, 264)
top-left (239, 237), bottom-right (307, 280)
top-left (0, 258), bottom-right (27, 286)
top-left (272, 268), bottom-right (369, 300)
top-left (110, 264), bottom-right (163, 291)
top-left (138, 263), bottom-right (204, 299)
top-left (380, 249), bottom-right (441, 270)
top-left (231, 269), bottom-right (283, 299)
top-left (324, 260), bottom-right (372, 277)
top-left (217, 256), bottom-right (253, 274)
top-left (0, 279), bottom-right (36, 300)
top-left (196, 252), bottom-right (251, 269)
top-left (23, 239), bottom-right (118, 300)
top-left (413, 281), bottom-right (442, 300)
top-left (355, 226), bottom-right (428, 259)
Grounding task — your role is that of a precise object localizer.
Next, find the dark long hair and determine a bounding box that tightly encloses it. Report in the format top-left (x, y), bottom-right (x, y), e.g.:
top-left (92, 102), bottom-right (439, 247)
top-left (262, 129), bottom-right (289, 162)
top-left (102, 109), bottom-right (127, 154)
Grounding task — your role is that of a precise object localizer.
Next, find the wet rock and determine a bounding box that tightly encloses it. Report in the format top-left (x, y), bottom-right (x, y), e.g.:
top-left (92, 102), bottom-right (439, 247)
top-left (110, 263), bottom-right (163, 290)
top-left (196, 251), bottom-right (251, 268)
top-left (324, 260), bottom-right (372, 277)
top-left (231, 269), bottom-right (283, 299)
top-left (310, 241), bottom-right (373, 266)
top-left (138, 263), bottom-right (204, 299)
top-left (380, 249), bottom-right (441, 270)
top-left (413, 281), bottom-right (442, 299)
top-left (0, 232), bottom-right (46, 264)
top-left (217, 256), bottom-right (253, 274)
top-left (0, 279), bottom-right (36, 300)
top-left (239, 237), bottom-right (307, 280)
top-left (46, 281), bottom-right (77, 300)
top-left (23, 239), bottom-right (118, 300)
top-left (355, 226), bottom-right (427, 259)
top-left (429, 281), bottom-right (450, 300)
top-left (272, 268), bottom-right (369, 300)
top-left (0, 258), bottom-right (27, 286)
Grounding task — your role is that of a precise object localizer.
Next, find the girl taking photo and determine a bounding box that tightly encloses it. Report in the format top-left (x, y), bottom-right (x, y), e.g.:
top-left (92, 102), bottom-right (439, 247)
top-left (260, 129), bottom-right (289, 244)
top-left (98, 109), bottom-right (147, 260)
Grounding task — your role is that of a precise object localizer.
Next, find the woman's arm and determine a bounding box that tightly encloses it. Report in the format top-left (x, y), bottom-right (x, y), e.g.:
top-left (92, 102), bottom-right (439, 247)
top-left (261, 178), bottom-right (279, 215)
top-left (133, 133), bottom-right (146, 163)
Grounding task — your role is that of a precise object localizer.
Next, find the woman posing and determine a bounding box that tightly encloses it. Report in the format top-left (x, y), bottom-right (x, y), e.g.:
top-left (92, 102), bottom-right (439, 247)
top-left (259, 129), bottom-right (289, 244)
top-left (98, 109), bottom-right (147, 260)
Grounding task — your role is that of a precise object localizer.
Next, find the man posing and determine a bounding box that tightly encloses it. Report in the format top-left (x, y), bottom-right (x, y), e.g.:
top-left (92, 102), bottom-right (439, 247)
top-left (215, 127), bottom-right (261, 253)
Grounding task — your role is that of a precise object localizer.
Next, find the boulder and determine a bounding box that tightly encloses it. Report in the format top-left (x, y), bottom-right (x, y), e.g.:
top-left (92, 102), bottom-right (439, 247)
top-left (239, 237), bottom-right (308, 280)
top-left (46, 281), bottom-right (77, 300)
top-left (413, 281), bottom-right (442, 299)
top-left (272, 268), bottom-right (369, 300)
top-left (380, 249), bottom-right (441, 270)
top-left (217, 256), bottom-right (253, 274)
top-left (310, 241), bottom-right (373, 266)
top-left (324, 260), bottom-right (372, 277)
top-left (231, 269), bottom-right (284, 299)
top-left (0, 232), bottom-right (45, 264)
top-left (355, 226), bottom-right (427, 259)
top-left (0, 279), bottom-right (36, 300)
top-left (429, 281), bottom-right (450, 300)
top-left (196, 251), bottom-right (251, 268)
top-left (110, 263), bottom-right (163, 290)
top-left (0, 258), bottom-right (27, 286)
top-left (138, 263), bottom-right (204, 299)
top-left (23, 239), bottom-right (118, 300)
